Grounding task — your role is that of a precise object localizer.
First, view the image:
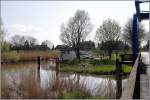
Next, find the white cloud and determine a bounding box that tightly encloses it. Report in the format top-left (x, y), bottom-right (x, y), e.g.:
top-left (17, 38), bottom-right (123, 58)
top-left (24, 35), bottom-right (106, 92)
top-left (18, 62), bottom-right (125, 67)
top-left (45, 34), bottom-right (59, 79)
top-left (9, 24), bottom-right (45, 35)
top-left (5, 24), bottom-right (54, 44)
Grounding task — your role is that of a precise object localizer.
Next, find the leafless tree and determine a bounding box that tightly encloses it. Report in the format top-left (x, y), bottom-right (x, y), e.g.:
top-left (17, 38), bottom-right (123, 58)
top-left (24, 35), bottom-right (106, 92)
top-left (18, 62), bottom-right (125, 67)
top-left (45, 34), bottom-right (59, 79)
top-left (11, 35), bottom-right (38, 47)
top-left (41, 40), bottom-right (53, 49)
top-left (122, 18), bottom-right (146, 47)
top-left (60, 10), bottom-right (93, 61)
top-left (95, 18), bottom-right (121, 43)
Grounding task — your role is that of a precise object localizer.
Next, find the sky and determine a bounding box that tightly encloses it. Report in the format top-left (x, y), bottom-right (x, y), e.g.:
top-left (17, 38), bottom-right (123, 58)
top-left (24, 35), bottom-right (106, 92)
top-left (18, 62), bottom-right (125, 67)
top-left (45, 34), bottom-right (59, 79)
top-left (1, 1), bottom-right (149, 46)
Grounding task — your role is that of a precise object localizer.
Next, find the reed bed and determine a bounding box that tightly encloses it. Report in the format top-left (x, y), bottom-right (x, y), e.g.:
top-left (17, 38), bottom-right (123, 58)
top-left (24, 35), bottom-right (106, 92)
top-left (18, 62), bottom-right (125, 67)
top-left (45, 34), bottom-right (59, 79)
top-left (1, 70), bottom-right (116, 99)
top-left (1, 50), bottom-right (60, 63)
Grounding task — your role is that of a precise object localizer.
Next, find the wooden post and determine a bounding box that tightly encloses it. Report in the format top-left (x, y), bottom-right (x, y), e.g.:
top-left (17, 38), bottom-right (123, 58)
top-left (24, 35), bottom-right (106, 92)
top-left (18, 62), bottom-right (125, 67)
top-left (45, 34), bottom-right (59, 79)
top-left (37, 56), bottom-right (41, 83)
top-left (116, 59), bottom-right (122, 99)
top-left (55, 57), bottom-right (63, 98)
top-left (37, 56), bottom-right (40, 70)
top-left (56, 58), bottom-right (59, 78)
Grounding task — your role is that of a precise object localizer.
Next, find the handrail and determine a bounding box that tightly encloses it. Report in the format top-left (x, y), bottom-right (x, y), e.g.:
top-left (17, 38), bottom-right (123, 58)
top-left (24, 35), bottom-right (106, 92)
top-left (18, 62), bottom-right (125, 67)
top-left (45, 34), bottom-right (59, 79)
top-left (121, 54), bottom-right (140, 99)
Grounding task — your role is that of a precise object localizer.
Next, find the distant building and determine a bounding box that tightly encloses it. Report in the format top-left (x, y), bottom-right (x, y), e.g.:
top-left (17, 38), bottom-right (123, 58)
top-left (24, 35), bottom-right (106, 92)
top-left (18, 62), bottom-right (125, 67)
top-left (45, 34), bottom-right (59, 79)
top-left (55, 45), bottom-right (72, 52)
top-left (55, 45), bottom-right (75, 61)
top-left (55, 44), bottom-right (95, 61)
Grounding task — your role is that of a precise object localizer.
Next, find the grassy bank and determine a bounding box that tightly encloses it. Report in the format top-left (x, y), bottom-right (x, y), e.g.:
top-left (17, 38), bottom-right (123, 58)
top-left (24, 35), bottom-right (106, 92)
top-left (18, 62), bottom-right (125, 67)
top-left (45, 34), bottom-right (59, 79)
top-left (1, 50), bottom-right (60, 63)
top-left (60, 58), bottom-right (132, 75)
top-left (60, 64), bottom-right (132, 74)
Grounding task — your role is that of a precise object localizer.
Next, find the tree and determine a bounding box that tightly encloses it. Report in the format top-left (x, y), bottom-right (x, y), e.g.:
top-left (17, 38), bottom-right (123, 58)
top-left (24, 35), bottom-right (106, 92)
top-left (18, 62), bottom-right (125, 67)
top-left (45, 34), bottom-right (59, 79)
top-left (52, 45), bottom-right (55, 50)
top-left (95, 19), bottom-right (121, 59)
top-left (11, 35), bottom-right (25, 47)
top-left (95, 19), bottom-right (121, 43)
top-left (98, 40), bottom-right (130, 52)
top-left (10, 35), bottom-right (38, 50)
top-left (24, 40), bottom-right (30, 50)
top-left (60, 10), bottom-right (93, 61)
top-left (146, 40), bottom-right (149, 50)
top-left (122, 18), bottom-right (146, 47)
top-left (80, 40), bottom-right (95, 50)
top-left (0, 18), bottom-right (10, 53)
top-left (41, 40), bottom-right (53, 49)
top-left (0, 17), bottom-right (4, 44)
top-left (11, 35), bottom-right (38, 47)
top-left (1, 41), bottom-right (10, 52)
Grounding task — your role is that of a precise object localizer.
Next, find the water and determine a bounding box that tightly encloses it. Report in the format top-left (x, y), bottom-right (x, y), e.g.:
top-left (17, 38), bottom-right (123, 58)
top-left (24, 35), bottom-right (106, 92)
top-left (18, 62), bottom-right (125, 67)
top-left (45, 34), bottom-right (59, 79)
top-left (1, 61), bottom-right (127, 98)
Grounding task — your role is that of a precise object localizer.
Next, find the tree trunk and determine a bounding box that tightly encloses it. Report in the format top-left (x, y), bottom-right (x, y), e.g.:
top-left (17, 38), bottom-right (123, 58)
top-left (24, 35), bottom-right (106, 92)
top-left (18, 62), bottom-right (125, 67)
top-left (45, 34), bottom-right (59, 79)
top-left (74, 47), bottom-right (80, 62)
top-left (76, 47), bottom-right (81, 61)
top-left (108, 48), bottom-right (112, 60)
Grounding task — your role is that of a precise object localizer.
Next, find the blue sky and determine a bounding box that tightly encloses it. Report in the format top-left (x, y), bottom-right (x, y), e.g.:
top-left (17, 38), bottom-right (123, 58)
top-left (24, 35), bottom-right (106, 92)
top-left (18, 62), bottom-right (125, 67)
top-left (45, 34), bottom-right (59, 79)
top-left (1, 1), bottom-right (149, 45)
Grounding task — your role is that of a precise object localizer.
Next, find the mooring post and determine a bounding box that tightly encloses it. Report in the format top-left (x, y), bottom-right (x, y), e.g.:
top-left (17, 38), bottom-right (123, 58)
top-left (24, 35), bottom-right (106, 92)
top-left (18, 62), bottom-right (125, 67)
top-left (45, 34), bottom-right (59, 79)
top-left (55, 57), bottom-right (60, 86)
top-left (37, 56), bottom-right (40, 70)
top-left (116, 59), bottom-right (122, 99)
top-left (56, 58), bottom-right (59, 78)
top-left (55, 57), bottom-right (62, 97)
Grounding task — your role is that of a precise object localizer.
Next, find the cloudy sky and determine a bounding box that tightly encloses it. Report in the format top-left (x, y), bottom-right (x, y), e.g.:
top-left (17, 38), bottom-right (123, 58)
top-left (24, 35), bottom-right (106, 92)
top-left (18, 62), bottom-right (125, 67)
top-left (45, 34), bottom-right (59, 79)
top-left (1, 1), bottom-right (149, 45)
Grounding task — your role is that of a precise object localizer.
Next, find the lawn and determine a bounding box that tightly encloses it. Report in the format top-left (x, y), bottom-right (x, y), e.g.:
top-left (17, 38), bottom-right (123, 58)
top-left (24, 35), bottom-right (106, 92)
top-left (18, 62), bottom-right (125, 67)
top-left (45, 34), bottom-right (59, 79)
top-left (60, 58), bottom-right (132, 75)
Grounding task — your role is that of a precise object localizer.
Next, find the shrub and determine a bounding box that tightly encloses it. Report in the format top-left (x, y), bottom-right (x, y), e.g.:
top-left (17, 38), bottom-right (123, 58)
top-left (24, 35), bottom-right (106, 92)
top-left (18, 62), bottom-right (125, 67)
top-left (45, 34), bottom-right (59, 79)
top-left (1, 51), bottom-right (20, 62)
top-left (89, 59), bottom-right (102, 65)
top-left (65, 58), bottom-right (80, 65)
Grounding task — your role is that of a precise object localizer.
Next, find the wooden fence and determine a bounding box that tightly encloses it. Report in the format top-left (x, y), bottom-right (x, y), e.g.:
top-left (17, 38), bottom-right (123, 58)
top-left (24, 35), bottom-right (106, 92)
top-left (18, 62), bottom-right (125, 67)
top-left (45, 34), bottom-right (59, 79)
top-left (121, 54), bottom-right (140, 99)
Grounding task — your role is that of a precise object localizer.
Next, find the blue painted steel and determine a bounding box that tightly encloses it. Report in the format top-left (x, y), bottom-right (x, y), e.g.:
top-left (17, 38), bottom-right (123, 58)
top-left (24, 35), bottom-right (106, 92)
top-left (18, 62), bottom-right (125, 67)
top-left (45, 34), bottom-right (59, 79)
top-left (135, 0), bottom-right (140, 21)
top-left (132, 14), bottom-right (139, 62)
top-left (139, 13), bottom-right (149, 20)
top-left (132, 0), bottom-right (149, 61)
top-left (135, 0), bottom-right (149, 21)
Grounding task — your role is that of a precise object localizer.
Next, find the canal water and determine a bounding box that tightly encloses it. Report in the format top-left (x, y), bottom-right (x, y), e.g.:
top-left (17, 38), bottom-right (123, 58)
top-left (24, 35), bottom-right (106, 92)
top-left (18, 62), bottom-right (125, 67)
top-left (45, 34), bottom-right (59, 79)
top-left (1, 61), bottom-right (127, 98)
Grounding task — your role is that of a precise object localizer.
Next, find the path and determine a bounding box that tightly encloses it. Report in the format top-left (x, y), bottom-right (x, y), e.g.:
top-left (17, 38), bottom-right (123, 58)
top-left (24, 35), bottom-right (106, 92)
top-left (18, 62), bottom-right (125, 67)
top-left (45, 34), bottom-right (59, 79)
top-left (141, 52), bottom-right (150, 99)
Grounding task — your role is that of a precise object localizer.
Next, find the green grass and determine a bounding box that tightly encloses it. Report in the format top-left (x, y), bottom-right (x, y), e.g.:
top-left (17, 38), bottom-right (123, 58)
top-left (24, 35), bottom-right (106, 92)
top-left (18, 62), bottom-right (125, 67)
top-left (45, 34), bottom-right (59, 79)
top-left (63, 91), bottom-right (82, 99)
top-left (60, 63), bottom-right (132, 74)
top-left (95, 65), bottom-right (115, 72)
top-left (63, 91), bottom-right (105, 99)
top-left (122, 65), bottom-right (133, 73)
top-left (60, 54), bottom-right (133, 75)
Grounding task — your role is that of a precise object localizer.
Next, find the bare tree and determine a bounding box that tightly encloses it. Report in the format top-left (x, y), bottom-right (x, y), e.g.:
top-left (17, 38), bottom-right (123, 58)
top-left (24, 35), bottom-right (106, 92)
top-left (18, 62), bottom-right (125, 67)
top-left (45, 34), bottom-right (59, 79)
top-left (41, 40), bottom-right (53, 49)
top-left (60, 10), bottom-right (93, 61)
top-left (122, 18), bottom-right (146, 47)
top-left (11, 35), bottom-right (24, 46)
top-left (11, 35), bottom-right (38, 47)
top-left (95, 18), bottom-right (121, 43)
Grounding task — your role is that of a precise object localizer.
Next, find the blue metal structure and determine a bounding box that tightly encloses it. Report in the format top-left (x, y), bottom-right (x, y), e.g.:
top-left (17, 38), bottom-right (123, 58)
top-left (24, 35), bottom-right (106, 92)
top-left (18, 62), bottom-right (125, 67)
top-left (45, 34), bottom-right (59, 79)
top-left (132, 0), bottom-right (149, 62)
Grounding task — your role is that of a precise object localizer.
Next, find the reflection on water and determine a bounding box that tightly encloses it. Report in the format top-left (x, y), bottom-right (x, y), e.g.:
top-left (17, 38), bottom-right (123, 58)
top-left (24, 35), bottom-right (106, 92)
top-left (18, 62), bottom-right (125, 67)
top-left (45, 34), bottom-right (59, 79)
top-left (40, 68), bottom-right (55, 89)
top-left (1, 61), bottom-right (127, 98)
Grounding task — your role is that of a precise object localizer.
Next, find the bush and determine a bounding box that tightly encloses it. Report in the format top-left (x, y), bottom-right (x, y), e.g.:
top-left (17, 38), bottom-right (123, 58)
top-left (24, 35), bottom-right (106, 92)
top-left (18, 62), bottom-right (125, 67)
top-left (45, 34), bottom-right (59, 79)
top-left (100, 59), bottom-right (115, 65)
top-left (2, 51), bottom-right (20, 62)
top-left (1, 41), bottom-right (10, 53)
top-left (64, 58), bottom-right (80, 65)
top-left (89, 59), bottom-right (115, 65)
top-left (89, 59), bottom-right (102, 65)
